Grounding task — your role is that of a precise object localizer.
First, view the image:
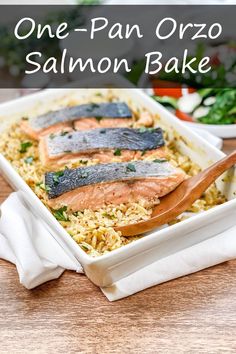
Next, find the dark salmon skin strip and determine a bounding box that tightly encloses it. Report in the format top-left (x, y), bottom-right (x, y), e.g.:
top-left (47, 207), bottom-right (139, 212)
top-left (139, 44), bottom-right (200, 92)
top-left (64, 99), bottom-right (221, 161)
top-left (45, 160), bottom-right (183, 199)
top-left (28, 102), bottom-right (132, 131)
top-left (44, 128), bottom-right (164, 157)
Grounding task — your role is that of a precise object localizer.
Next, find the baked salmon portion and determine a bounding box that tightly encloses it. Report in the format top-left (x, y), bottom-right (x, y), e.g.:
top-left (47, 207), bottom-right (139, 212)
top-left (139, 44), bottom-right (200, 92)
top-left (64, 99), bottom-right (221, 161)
top-left (39, 127), bottom-right (165, 167)
top-left (45, 161), bottom-right (186, 212)
top-left (21, 121), bottom-right (73, 141)
top-left (73, 117), bottom-right (132, 131)
top-left (21, 102), bottom-right (132, 140)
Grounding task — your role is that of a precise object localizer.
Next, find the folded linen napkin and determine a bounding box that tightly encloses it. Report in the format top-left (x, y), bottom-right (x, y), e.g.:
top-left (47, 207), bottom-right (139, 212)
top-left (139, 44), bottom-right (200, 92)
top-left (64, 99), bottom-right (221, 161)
top-left (0, 192), bottom-right (236, 301)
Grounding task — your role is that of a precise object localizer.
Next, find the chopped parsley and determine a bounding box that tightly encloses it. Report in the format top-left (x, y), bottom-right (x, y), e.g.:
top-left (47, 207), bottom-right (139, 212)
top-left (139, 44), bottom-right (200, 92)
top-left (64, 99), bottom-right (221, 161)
top-left (138, 127), bottom-right (156, 133)
top-left (53, 206), bottom-right (68, 221)
top-left (126, 163), bottom-right (136, 172)
top-left (91, 103), bottom-right (99, 109)
top-left (24, 156), bottom-right (34, 164)
top-left (53, 171), bottom-right (64, 185)
top-left (45, 184), bottom-right (51, 193)
top-left (114, 148), bottom-right (122, 156)
top-left (80, 243), bottom-right (90, 251)
top-left (19, 141), bottom-right (32, 153)
top-left (60, 131), bottom-right (69, 136)
top-left (79, 160), bottom-right (88, 165)
top-left (95, 116), bottom-right (103, 122)
top-left (141, 150), bottom-right (146, 156)
top-left (36, 182), bottom-right (51, 192)
top-left (49, 133), bottom-right (55, 139)
top-left (153, 159), bottom-right (167, 163)
top-left (22, 116), bottom-right (29, 121)
top-left (86, 103), bottom-right (100, 112)
top-left (102, 212), bottom-right (116, 220)
top-left (64, 150), bottom-right (72, 153)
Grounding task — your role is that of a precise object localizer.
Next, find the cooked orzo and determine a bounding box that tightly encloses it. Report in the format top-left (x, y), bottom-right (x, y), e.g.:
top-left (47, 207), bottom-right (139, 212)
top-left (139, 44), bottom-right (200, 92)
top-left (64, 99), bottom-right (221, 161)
top-left (0, 91), bottom-right (226, 257)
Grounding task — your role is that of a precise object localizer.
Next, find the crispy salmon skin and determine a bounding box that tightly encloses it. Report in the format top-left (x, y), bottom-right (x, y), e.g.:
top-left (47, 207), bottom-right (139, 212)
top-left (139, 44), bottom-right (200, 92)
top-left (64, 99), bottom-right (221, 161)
top-left (21, 102), bottom-right (132, 140)
top-left (45, 161), bottom-right (186, 211)
top-left (39, 128), bottom-right (165, 167)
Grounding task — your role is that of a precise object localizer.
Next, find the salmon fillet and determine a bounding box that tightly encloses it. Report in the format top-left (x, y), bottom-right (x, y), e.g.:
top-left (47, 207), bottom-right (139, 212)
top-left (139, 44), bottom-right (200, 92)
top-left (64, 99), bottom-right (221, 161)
top-left (20, 102), bottom-right (132, 140)
top-left (21, 120), bottom-right (73, 140)
top-left (73, 117), bottom-right (132, 130)
top-left (39, 128), bottom-right (165, 167)
top-left (45, 161), bottom-right (186, 212)
top-left (40, 146), bottom-right (166, 168)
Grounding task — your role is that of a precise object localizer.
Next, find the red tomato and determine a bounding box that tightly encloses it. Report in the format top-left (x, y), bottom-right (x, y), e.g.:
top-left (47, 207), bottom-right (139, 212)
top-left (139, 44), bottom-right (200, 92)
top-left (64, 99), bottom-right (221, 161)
top-left (175, 109), bottom-right (194, 122)
top-left (152, 80), bottom-right (196, 98)
top-left (153, 88), bottom-right (183, 98)
top-left (210, 53), bottom-right (221, 66)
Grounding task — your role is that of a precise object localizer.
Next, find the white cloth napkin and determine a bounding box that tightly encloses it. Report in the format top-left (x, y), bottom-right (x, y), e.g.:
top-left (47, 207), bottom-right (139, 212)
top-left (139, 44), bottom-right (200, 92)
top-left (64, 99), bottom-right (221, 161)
top-left (1, 192), bottom-right (236, 301)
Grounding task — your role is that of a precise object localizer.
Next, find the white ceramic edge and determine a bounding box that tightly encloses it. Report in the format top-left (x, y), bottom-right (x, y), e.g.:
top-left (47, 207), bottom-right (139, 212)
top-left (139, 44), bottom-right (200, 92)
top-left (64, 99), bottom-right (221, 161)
top-left (184, 121), bottom-right (236, 138)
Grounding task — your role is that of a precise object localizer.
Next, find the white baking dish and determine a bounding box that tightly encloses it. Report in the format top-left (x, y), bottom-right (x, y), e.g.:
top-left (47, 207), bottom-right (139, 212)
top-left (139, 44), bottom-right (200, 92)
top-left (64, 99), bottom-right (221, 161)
top-left (0, 86), bottom-right (236, 288)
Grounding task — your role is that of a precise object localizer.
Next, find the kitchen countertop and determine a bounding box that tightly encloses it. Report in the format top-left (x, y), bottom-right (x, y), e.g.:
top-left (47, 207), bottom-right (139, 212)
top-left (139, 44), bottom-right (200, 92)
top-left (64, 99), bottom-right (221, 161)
top-left (0, 92), bottom-right (236, 353)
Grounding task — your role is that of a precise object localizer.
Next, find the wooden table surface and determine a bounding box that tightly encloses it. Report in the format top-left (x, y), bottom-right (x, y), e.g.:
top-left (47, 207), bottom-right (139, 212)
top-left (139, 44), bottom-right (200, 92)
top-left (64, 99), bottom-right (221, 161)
top-left (0, 94), bottom-right (236, 353)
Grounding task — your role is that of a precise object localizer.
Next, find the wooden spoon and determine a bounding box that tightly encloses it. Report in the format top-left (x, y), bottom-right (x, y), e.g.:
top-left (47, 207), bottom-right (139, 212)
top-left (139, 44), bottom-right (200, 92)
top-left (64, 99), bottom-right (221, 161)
top-left (115, 151), bottom-right (236, 236)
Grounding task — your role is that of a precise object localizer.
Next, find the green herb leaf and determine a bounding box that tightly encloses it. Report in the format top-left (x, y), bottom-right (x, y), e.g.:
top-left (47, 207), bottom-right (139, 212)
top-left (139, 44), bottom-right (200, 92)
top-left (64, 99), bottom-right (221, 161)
top-left (36, 182), bottom-right (51, 192)
top-left (24, 156), bottom-right (34, 164)
top-left (45, 184), bottom-right (51, 193)
top-left (86, 103), bottom-right (100, 112)
top-left (53, 171), bottom-right (64, 185)
top-left (114, 148), bottom-right (122, 156)
top-left (102, 212), bottom-right (116, 220)
top-left (79, 160), bottom-right (88, 165)
top-left (49, 133), bottom-right (55, 139)
top-left (60, 131), bottom-right (69, 136)
top-left (198, 89), bottom-right (236, 125)
top-left (138, 127), bottom-right (156, 133)
top-left (53, 206), bottom-right (68, 221)
top-left (198, 88), bottom-right (215, 98)
top-left (91, 103), bottom-right (99, 109)
top-left (80, 242), bottom-right (90, 251)
top-left (95, 116), bottom-right (103, 122)
top-left (126, 163), bottom-right (136, 172)
top-left (153, 95), bottom-right (178, 109)
top-left (153, 159), bottom-right (167, 163)
top-left (22, 116), bottom-right (29, 121)
top-left (141, 150), bottom-right (146, 156)
top-left (19, 141), bottom-right (32, 153)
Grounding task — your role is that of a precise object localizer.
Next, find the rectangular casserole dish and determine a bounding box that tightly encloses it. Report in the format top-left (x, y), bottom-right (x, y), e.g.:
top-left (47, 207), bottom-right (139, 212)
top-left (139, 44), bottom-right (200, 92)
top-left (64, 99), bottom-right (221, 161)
top-left (0, 86), bottom-right (236, 288)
